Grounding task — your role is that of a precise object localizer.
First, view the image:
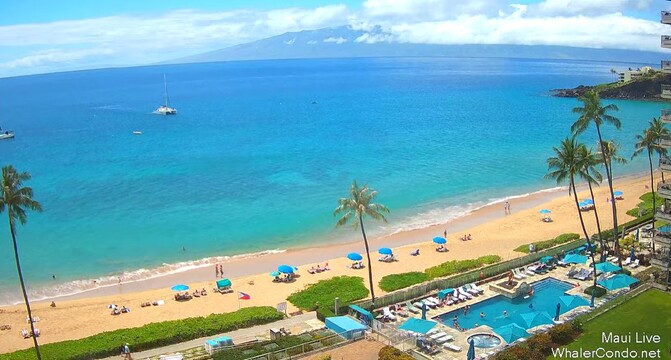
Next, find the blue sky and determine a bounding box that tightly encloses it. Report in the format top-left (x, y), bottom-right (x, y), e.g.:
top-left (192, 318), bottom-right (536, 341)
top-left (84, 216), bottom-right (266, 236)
top-left (0, 0), bottom-right (669, 77)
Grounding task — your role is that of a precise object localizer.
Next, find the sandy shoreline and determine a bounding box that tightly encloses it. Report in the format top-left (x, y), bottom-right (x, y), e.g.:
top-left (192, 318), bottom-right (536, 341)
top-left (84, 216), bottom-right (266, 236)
top-left (0, 172), bottom-right (652, 353)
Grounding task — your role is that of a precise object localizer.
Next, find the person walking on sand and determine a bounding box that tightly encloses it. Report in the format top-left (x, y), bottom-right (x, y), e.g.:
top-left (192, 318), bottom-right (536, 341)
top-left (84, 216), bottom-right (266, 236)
top-left (215, 264), bottom-right (220, 278)
top-left (443, 229), bottom-right (447, 238)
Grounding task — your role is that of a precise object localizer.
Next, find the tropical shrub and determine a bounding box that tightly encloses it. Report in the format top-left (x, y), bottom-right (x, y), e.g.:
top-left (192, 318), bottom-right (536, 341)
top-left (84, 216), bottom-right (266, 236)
top-left (0, 307), bottom-right (284, 360)
top-left (287, 276), bottom-right (368, 320)
top-left (514, 233), bottom-right (580, 253)
top-left (379, 272), bottom-right (429, 292)
top-left (378, 345), bottom-right (414, 360)
top-left (424, 255), bottom-right (502, 279)
top-left (548, 322), bottom-right (580, 345)
top-left (584, 285), bottom-right (606, 298)
top-left (526, 333), bottom-right (552, 355)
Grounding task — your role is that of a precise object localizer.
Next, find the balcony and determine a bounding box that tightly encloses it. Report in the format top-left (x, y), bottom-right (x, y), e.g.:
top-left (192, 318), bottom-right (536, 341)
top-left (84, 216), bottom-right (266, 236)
top-left (655, 231), bottom-right (671, 246)
top-left (659, 181), bottom-right (671, 198)
top-left (662, 109), bottom-right (671, 123)
top-left (657, 206), bottom-right (671, 222)
top-left (664, 61), bottom-right (671, 73)
top-left (651, 253), bottom-right (671, 268)
top-left (663, 84), bottom-right (671, 99)
top-left (664, 11), bottom-right (671, 25)
top-left (660, 156), bottom-right (671, 171)
top-left (663, 35), bottom-right (671, 48)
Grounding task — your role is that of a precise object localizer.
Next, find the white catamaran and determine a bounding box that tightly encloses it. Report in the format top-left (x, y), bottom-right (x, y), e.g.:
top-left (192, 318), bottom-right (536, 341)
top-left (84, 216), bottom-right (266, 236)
top-left (0, 126), bottom-right (14, 140)
top-left (154, 74), bottom-right (177, 115)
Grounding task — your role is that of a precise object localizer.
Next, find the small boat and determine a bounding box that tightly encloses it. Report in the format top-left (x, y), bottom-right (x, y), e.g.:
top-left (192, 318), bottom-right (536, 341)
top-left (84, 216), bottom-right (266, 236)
top-left (0, 130), bottom-right (14, 140)
top-left (153, 74), bottom-right (177, 115)
top-left (132, 131), bottom-right (143, 135)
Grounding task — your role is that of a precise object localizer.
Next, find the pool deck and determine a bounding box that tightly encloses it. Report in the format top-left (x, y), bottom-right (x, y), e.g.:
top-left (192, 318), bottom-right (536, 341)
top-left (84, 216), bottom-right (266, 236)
top-left (394, 263), bottom-right (646, 360)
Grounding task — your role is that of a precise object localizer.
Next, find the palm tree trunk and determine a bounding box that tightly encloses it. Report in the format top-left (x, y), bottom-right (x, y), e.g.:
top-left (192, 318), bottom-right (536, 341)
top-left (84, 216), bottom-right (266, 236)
top-left (586, 180), bottom-right (604, 262)
top-left (596, 126), bottom-right (621, 267)
top-left (570, 179), bottom-right (598, 307)
top-left (9, 217), bottom-right (42, 360)
top-left (359, 214), bottom-right (376, 305)
top-left (648, 151), bottom-right (656, 254)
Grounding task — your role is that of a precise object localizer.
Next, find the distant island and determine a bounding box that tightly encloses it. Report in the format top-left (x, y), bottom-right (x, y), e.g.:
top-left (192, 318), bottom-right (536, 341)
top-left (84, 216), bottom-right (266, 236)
top-left (552, 68), bottom-right (671, 101)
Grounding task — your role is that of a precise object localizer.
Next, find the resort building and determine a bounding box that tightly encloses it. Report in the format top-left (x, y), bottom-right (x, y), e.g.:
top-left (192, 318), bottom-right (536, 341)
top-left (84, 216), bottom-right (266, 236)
top-left (656, 10), bottom-right (671, 284)
top-left (617, 66), bottom-right (652, 83)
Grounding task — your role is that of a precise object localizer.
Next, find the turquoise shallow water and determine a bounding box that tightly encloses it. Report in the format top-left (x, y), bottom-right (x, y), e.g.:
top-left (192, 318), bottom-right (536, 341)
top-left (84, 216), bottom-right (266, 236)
top-left (0, 57), bottom-right (664, 304)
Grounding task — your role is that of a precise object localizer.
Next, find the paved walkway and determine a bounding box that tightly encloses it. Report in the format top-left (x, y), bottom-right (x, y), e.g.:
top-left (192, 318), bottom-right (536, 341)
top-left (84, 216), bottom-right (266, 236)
top-left (98, 312), bottom-right (319, 360)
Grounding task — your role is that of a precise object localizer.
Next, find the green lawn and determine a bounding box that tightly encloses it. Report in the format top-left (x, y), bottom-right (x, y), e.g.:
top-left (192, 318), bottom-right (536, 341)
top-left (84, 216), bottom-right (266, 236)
top-left (287, 276), bottom-right (368, 314)
top-left (551, 289), bottom-right (671, 360)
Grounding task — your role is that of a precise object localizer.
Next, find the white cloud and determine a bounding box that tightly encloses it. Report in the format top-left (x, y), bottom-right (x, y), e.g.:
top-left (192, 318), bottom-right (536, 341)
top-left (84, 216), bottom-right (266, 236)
top-left (529, 0), bottom-right (654, 16)
top-left (0, 48), bottom-right (114, 69)
top-left (323, 36), bottom-right (347, 44)
top-left (362, 0), bottom-right (504, 21)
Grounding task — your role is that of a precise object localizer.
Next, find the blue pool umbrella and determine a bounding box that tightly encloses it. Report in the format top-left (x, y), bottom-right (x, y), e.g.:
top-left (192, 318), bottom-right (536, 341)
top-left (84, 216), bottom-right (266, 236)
top-left (559, 295), bottom-right (590, 309)
top-left (583, 199), bottom-right (594, 205)
top-left (347, 252), bottom-right (363, 261)
top-left (378, 247), bottom-right (393, 255)
top-left (433, 237), bottom-right (447, 244)
top-left (493, 323), bottom-right (529, 343)
top-left (578, 201), bottom-right (587, 207)
top-left (554, 303), bottom-right (561, 322)
top-left (437, 288), bottom-right (455, 300)
top-left (515, 311), bottom-right (554, 328)
top-left (539, 209), bottom-right (551, 214)
top-left (421, 302), bottom-right (427, 320)
top-left (595, 262), bottom-right (622, 273)
top-left (563, 254), bottom-right (588, 264)
top-left (630, 249), bottom-right (636, 261)
top-left (171, 284), bottom-right (189, 291)
top-left (539, 256), bottom-right (554, 264)
top-left (399, 318), bottom-right (437, 334)
top-left (614, 190), bottom-right (623, 196)
top-left (278, 265), bottom-right (294, 274)
top-left (467, 339), bottom-right (476, 360)
top-left (598, 274), bottom-right (639, 291)
top-left (269, 271), bottom-right (280, 277)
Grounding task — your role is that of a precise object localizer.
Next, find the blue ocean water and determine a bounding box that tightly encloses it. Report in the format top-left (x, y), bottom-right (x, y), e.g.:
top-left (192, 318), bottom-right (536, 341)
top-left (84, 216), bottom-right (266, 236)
top-left (0, 57), bottom-right (664, 304)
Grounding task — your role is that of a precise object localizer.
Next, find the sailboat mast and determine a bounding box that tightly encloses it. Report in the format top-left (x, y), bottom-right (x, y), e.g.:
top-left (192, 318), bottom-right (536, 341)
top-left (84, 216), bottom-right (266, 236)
top-left (163, 74), bottom-right (169, 107)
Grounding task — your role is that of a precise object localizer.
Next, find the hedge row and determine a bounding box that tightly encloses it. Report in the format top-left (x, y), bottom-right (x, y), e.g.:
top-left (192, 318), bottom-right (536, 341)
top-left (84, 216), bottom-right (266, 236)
top-left (424, 255), bottom-right (502, 280)
top-left (493, 320), bottom-right (583, 360)
top-left (1, 307), bottom-right (284, 360)
top-left (379, 272), bottom-right (430, 292)
top-left (514, 233), bottom-right (580, 253)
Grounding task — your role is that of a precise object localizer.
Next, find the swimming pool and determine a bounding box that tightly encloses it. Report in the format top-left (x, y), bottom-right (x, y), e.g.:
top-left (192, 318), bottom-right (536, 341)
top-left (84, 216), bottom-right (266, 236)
top-left (434, 278), bottom-right (584, 332)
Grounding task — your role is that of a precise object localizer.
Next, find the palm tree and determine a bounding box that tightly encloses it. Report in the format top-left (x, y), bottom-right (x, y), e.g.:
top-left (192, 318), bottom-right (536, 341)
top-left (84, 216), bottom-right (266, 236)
top-left (646, 117), bottom-right (671, 182)
top-left (599, 140), bottom-right (628, 183)
top-left (334, 181), bottom-right (389, 305)
top-left (0, 166), bottom-right (43, 359)
top-left (610, 68), bottom-right (618, 82)
top-left (546, 138), bottom-right (599, 307)
top-left (572, 91), bottom-right (623, 267)
top-left (577, 146), bottom-right (605, 262)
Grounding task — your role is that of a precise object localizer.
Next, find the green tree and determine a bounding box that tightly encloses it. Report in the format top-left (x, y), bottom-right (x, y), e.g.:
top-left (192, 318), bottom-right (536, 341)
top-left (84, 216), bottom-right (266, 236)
top-left (546, 138), bottom-right (598, 307)
top-left (646, 117), bottom-right (671, 182)
top-left (334, 181), bottom-right (389, 304)
top-left (0, 166), bottom-right (43, 359)
top-left (572, 91), bottom-right (623, 267)
top-left (577, 146), bottom-right (605, 262)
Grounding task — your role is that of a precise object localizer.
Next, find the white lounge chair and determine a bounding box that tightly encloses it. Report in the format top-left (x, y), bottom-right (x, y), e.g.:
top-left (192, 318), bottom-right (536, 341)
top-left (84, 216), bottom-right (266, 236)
top-left (430, 332), bottom-right (448, 340)
top-left (435, 335), bottom-right (454, 343)
top-left (405, 301), bottom-right (420, 314)
top-left (622, 258), bottom-right (631, 266)
top-left (457, 288), bottom-right (472, 300)
top-left (453, 290), bottom-right (467, 301)
top-left (443, 343), bottom-right (462, 352)
top-left (461, 285), bottom-right (478, 296)
top-left (422, 299), bottom-right (437, 309)
top-left (468, 283), bottom-right (484, 294)
top-left (513, 268), bottom-right (526, 280)
top-left (630, 259), bottom-right (639, 268)
top-left (426, 296), bottom-right (442, 306)
top-left (382, 307), bottom-right (396, 321)
top-left (525, 265), bottom-right (538, 276)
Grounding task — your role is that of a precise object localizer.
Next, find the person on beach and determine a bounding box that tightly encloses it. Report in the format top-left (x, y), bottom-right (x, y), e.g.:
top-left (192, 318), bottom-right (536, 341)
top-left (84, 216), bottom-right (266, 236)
top-left (443, 229), bottom-right (447, 238)
top-left (215, 264), bottom-right (220, 278)
top-left (504, 201), bottom-right (510, 215)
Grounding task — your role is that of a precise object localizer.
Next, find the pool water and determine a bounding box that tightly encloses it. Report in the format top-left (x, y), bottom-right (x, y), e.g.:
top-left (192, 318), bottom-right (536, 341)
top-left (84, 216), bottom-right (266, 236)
top-left (434, 278), bottom-right (582, 331)
top-left (468, 334), bottom-right (502, 348)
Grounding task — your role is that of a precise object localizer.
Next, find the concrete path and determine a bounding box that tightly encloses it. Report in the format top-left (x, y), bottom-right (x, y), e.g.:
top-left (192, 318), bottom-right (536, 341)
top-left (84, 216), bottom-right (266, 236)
top-left (98, 312), bottom-right (319, 360)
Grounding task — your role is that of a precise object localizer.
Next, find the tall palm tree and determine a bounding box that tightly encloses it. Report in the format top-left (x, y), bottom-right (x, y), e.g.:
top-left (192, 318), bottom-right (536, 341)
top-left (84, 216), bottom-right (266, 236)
top-left (599, 140), bottom-right (628, 183)
top-left (0, 166), bottom-right (43, 359)
top-left (546, 138), bottom-right (599, 307)
top-left (334, 181), bottom-right (389, 305)
top-left (577, 146), bottom-right (606, 262)
top-left (647, 117), bottom-right (671, 182)
top-left (572, 91), bottom-right (623, 267)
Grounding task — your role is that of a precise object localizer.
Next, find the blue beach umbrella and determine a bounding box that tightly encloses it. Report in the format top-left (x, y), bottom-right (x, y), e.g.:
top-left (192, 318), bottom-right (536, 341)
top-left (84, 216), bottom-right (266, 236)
top-left (583, 199), bottom-right (594, 205)
top-left (554, 303), bottom-right (561, 322)
top-left (578, 201), bottom-right (587, 207)
top-left (595, 262), bottom-right (621, 273)
top-left (539, 256), bottom-right (554, 264)
top-left (630, 249), bottom-right (636, 261)
top-left (278, 265), bottom-right (294, 274)
top-left (539, 209), bottom-right (551, 214)
top-left (378, 247), bottom-right (393, 255)
top-left (559, 295), bottom-right (590, 309)
top-left (467, 339), bottom-right (476, 360)
top-left (269, 271), bottom-right (280, 277)
top-left (421, 302), bottom-right (427, 320)
top-left (398, 318), bottom-right (437, 334)
top-left (614, 191), bottom-right (624, 197)
top-left (493, 323), bottom-right (529, 343)
top-left (347, 252), bottom-right (363, 261)
top-left (563, 254), bottom-right (588, 264)
top-left (515, 311), bottom-right (554, 328)
top-left (598, 274), bottom-right (639, 291)
top-left (171, 284), bottom-right (189, 291)
top-left (433, 237), bottom-right (446, 244)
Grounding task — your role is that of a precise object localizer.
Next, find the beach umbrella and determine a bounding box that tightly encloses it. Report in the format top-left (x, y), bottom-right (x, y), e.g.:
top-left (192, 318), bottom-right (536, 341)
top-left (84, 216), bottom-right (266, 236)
top-left (539, 256), bottom-right (554, 264)
top-left (558, 295), bottom-right (590, 309)
top-left (421, 302), bottom-right (427, 320)
top-left (595, 262), bottom-right (621, 273)
top-left (554, 303), bottom-right (561, 322)
top-left (583, 199), bottom-right (594, 205)
top-left (539, 209), bottom-right (551, 214)
top-left (630, 249), bottom-right (636, 262)
top-left (467, 339), bottom-right (476, 360)
top-left (347, 252), bottom-right (363, 261)
top-left (614, 190), bottom-right (623, 196)
top-left (493, 323), bottom-right (529, 343)
top-left (432, 237), bottom-right (447, 244)
top-left (278, 265), bottom-right (294, 274)
top-left (398, 318), bottom-right (437, 334)
top-left (563, 254), bottom-right (588, 264)
top-left (515, 311), bottom-right (554, 328)
top-left (269, 271), bottom-right (280, 277)
top-left (597, 274), bottom-right (639, 291)
top-left (378, 247), bottom-right (393, 255)
top-left (171, 284), bottom-right (189, 291)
